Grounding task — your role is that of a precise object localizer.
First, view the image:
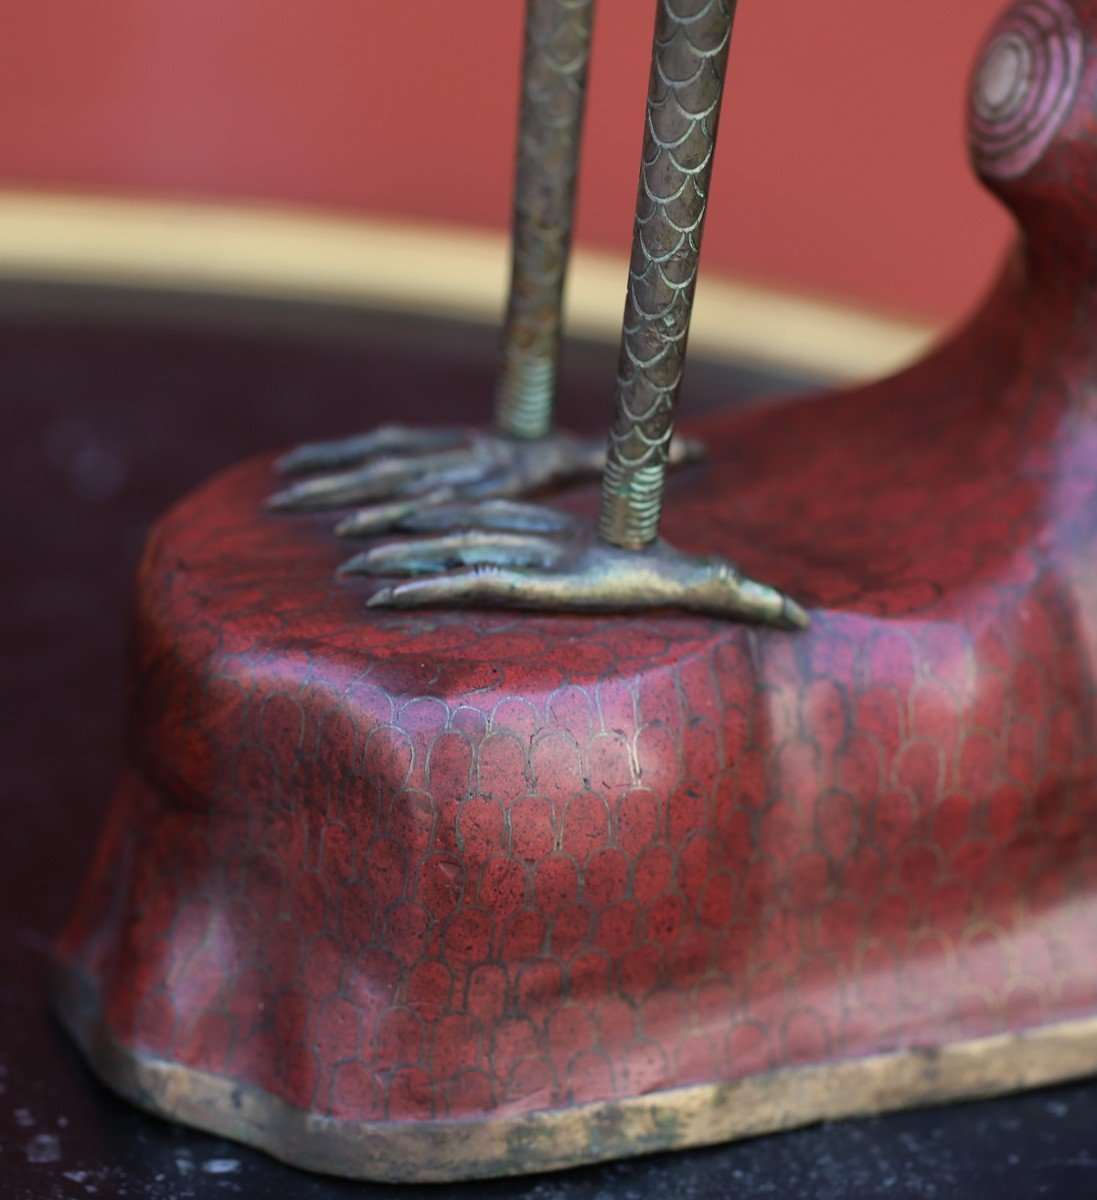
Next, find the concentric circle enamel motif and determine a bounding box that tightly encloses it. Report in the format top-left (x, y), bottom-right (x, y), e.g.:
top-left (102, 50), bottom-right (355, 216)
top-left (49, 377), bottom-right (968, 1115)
top-left (969, 0), bottom-right (1084, 181)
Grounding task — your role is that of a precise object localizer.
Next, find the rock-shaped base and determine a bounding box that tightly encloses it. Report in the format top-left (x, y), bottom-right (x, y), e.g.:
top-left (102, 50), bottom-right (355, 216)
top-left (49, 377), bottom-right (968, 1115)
top-left (53, 315), bottom-right (1097, 1177)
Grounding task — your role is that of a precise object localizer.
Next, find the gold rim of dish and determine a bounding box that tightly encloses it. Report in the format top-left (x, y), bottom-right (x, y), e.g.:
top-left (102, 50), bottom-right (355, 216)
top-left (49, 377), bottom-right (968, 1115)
top-left (0, 190), bottom-right (937, 383)
top-left (54, 961), bottom-right (1097, 1184)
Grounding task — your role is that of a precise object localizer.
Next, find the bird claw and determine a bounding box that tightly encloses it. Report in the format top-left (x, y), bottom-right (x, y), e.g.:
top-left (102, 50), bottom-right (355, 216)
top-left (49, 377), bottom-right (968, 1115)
top-left (266, 446), bottom-right (497, 512)
top-left (267, 425), bottom-right (702, 517)
top-left (352, 500), bottom-right (807, 630)
top-left (274, 424), bottom-right (467, 475)
top-left (339, 498), bottom-right (575, 539)
top-left (340, 528), bottom-right (568, 577)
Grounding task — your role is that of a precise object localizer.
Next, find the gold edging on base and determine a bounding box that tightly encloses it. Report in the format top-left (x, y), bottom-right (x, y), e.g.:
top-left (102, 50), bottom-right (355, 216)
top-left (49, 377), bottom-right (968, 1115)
top-left (54, 962), bottom-right (1097, 1184)
top-left (0, 190), bottom-right (937, 382)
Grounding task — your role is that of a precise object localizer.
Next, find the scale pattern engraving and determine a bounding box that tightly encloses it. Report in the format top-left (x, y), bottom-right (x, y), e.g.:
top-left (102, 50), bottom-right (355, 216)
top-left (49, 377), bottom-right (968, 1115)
top-left (57, 327), bottom-right (1097, 1123)
top-left (599, 0), bottom-right (736, 548)
top-left (496, 0), bottom-right (596, 439)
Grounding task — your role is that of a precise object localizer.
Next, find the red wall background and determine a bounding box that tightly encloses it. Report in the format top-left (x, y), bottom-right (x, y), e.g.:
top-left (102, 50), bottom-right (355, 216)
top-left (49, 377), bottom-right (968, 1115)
top-left (0, 1), bottom-right (1012, 324)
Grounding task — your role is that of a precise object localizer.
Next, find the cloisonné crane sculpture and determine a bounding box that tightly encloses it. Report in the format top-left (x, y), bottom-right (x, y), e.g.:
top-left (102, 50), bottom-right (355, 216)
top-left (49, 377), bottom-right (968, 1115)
top-left (52, 0), bottom-right (1097, 1181)
top-left (268, 0), bottom-right (807, 629)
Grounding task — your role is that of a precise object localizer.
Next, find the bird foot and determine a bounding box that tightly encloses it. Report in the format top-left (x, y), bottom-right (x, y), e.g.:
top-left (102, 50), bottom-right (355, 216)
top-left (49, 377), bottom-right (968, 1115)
top-left (339, 499), bottom-right (807, 629)
top-left (265, 425), bottom-right (701, 516)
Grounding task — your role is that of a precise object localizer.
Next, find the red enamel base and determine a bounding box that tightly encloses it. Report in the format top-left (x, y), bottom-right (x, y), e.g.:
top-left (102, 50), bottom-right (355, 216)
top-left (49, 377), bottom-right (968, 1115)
top-left (55, 243), bottom-right (1097, 1139)
top-left (53, 0), bottom-right (1097, 1176)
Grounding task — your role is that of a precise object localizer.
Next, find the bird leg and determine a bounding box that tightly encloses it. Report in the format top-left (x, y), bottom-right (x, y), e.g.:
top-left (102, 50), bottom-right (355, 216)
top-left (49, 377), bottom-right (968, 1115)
top-left (269, 0), bottom-right (684, 517)
top-left (356, 0), bottom-right (806, 627)
top-left (495, 0), bottom-right (596, 442)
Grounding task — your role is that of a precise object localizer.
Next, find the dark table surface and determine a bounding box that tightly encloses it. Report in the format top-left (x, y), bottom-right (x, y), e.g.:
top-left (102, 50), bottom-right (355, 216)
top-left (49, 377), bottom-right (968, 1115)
top-left (2, 284), bottom-right (1095, 1200)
